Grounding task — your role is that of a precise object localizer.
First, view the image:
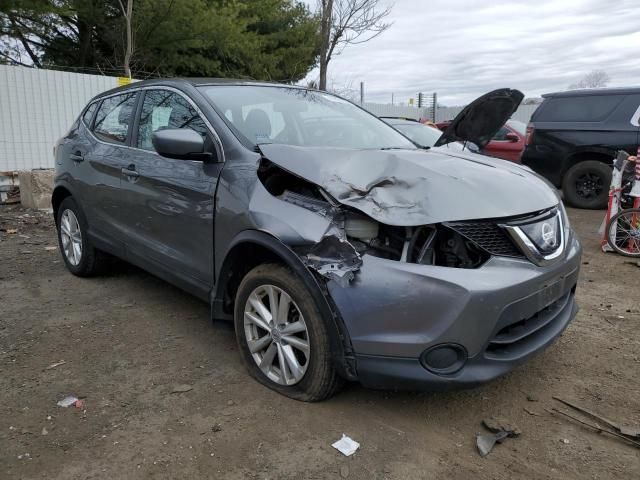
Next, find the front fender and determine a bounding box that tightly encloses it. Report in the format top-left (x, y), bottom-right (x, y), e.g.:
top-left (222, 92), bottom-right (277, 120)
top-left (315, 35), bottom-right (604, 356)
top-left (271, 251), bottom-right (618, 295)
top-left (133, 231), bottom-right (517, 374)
top-left (212, 229), bottom-right (357, 381)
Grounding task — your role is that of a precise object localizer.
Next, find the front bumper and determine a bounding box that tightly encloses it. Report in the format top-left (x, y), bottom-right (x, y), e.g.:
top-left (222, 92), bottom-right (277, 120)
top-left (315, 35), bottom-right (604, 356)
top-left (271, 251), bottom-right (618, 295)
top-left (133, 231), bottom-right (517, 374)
top-left (327, 233), bottom-right (582, 390)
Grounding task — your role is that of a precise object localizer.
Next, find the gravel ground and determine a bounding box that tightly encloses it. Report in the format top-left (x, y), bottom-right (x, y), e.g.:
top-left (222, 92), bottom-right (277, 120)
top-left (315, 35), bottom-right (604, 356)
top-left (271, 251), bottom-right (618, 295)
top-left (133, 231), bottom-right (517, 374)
top-left (1, 204), bottom-right (639, 479)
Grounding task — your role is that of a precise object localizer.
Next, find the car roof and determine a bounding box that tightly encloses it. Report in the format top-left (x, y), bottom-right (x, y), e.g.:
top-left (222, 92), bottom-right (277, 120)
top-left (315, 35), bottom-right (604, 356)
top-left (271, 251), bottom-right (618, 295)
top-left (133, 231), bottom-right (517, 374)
top-left (543, 86), bottom-right (640, 98)
top-left (93, 77), bottom-right (308, 101)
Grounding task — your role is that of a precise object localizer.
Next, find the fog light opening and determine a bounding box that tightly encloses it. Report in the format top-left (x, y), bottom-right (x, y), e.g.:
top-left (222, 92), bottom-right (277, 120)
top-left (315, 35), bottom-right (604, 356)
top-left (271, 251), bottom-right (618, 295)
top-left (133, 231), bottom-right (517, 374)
top-left (420, 344), bottom-right (467, 375)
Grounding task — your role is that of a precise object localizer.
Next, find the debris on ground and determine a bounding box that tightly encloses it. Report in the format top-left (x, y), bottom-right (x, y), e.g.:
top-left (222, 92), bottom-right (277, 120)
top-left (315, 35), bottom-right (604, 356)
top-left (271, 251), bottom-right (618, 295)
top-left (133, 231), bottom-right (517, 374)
top-left (523, 407), bottom-right (541, 416)
top-left (477, 431), bottom-right (510, 457)
top-left (624, 260), bottom-right (640, 268)
top-left (57, 395), bottom-right (80, 408)
top-left (476, 417), bottom-right (521, 457)
top-left (44, 360), bottom-right (66, 370)
top-left (41, 427), bottom-right (48, 436)
top-left (553, 397), bottom-right (640, 440)
top-left (170, 384), bottom-right (193, 394)
top-left (211, 424), bottom-right (222, 433)
top-left (44, 246), bottom-right (57, 251)
top-left (548, 398), bottom-right (640, 449)
top-left (482, 416), bottom-right (522, 436)
top-left (332, 434), bottom-right (360, 457)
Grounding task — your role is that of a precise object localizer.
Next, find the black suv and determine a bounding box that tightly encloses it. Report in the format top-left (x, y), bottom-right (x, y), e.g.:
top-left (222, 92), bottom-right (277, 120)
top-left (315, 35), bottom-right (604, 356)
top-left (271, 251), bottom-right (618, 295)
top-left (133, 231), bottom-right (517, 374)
top-left (521, 88), bottom-right (640, 209)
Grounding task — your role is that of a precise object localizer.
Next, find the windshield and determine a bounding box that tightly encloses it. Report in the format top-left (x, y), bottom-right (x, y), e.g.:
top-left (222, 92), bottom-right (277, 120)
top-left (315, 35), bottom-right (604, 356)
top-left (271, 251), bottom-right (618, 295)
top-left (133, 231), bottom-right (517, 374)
top-left (389, 122), bottom-right (443, 148)
top-left (199, 86), bottom-right (416, 150)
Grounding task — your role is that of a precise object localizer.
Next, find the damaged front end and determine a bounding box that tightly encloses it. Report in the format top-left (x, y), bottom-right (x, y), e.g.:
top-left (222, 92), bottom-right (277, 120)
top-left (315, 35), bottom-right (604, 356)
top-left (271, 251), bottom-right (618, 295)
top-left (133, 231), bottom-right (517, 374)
top-left (255, 158), bottom-right (504, 287)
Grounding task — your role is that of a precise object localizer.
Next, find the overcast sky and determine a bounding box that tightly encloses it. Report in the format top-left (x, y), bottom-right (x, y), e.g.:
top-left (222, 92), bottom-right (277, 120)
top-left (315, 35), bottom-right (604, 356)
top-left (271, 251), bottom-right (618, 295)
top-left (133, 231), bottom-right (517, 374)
top-left (303, 0), bottom-right (640, 105)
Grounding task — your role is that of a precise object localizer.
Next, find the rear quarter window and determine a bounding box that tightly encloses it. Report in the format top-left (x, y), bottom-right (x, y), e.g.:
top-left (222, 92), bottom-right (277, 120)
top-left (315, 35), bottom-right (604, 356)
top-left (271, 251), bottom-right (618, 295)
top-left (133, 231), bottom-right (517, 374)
top-left (537, 95), bottom-right (624, 122)
top-left (82, 102), bottom-right (98, 127)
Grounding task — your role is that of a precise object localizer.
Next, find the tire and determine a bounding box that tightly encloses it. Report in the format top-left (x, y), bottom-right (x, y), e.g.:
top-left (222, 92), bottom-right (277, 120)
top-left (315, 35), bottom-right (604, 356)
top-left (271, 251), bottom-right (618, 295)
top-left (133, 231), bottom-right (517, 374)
top-left (56, 196), bottom-right (107, 276)
top-left (234, 264), bottom-right (343, 401)
top-left (606, 208), bottom-right (640, 257)
top-left (562, 160), bottom-right (611, 209)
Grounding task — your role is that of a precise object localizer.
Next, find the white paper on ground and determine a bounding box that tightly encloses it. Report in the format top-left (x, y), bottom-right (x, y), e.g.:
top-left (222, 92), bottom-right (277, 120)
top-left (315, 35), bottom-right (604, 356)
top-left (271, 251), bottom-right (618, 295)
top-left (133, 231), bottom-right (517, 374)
top-left (332, 434), bottom-right (360, 456)
top-left (57, 395), bottom-right (78, 407)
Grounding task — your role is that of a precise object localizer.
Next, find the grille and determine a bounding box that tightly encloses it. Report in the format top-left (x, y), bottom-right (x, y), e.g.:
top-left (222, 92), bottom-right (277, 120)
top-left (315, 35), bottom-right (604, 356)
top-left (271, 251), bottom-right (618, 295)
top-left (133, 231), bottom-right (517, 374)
top-left (445, 221), bottom-right (524, 258)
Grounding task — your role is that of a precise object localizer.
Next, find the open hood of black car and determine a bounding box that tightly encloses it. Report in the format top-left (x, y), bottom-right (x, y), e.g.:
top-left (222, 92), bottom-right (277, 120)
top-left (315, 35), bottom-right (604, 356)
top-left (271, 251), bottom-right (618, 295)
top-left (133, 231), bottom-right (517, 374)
top-left (434, 88), bottom-right (524, 148)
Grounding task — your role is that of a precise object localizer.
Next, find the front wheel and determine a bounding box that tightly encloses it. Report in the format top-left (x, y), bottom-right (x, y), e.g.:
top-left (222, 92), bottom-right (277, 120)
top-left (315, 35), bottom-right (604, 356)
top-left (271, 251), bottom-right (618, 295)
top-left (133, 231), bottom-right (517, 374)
top-left (234, 264), bottom-right (343, 401)
top-left (607, 208), bottom-right (640, 257)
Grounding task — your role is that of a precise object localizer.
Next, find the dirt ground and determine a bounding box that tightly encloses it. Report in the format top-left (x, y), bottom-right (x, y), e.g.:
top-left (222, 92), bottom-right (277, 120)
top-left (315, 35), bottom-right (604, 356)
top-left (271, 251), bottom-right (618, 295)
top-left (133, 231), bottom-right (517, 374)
top-left (0, 205), bottom-right (639, 480)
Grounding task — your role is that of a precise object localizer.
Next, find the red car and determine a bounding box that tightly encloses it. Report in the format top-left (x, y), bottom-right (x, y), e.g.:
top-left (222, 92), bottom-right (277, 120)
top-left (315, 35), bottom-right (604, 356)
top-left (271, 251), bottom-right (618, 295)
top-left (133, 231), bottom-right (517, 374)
top-left (436, 119), bottom-right (526, 163)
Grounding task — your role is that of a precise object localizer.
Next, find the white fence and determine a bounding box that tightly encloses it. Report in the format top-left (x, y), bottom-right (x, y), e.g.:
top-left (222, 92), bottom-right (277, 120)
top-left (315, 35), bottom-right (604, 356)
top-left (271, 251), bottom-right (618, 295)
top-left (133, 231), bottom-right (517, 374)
top-left (0, 65), bottom-right (124, 171)
top-left (435, 103), bottom-right (539, 124)
top-left (0, 65), bottom-right (540, 171)
top-left (363, 102), bottom-right (539, 124)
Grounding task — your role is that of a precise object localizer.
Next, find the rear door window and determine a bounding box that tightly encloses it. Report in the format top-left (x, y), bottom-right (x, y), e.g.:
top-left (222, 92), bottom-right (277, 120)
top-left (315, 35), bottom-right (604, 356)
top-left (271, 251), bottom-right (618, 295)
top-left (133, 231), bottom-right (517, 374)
top-left (93, 92), bottom-right (138, 144)
top-left (82, 102), bottom-right (98, 127)
top-left (538, 95), bottom-right (624, 122)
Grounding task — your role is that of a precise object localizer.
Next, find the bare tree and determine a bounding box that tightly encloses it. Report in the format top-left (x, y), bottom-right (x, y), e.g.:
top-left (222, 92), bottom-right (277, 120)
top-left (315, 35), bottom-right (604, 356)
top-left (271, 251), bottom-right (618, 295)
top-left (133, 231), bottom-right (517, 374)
top-left (118, 0), bottom-right (134, 78)
top-left (568, 70), bottom-right (611, 90)
top-left (318, 0), bottom-right (393, 90)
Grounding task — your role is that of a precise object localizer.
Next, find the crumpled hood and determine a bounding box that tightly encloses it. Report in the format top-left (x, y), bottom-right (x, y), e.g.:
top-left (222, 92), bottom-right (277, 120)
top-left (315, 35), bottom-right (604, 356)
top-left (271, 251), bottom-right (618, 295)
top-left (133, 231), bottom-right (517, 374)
top-left (259, 144), bottom-right (559, 226)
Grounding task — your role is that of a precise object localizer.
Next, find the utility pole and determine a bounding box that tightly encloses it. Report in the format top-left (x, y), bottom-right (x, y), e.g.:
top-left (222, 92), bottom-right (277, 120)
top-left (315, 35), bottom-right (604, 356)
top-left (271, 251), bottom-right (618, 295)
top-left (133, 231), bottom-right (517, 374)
top-left (432, 92), bottom-right (438, 121)
top-left (360, 82), bottom-right (365, 105)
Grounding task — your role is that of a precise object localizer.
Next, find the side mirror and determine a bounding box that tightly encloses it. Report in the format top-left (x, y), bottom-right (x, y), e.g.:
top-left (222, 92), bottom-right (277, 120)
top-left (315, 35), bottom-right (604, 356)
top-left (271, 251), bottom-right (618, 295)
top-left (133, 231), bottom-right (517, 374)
top-left (505, 132), bottom-right (519, 143)
top-left (152, 128), bottom-right (211, 161)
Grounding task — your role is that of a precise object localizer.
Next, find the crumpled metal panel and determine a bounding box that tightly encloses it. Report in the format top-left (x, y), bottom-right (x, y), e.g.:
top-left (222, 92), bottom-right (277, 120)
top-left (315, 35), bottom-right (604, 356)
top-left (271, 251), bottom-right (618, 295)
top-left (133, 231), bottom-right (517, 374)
top-left (259, 144), bottom-right (559, 226)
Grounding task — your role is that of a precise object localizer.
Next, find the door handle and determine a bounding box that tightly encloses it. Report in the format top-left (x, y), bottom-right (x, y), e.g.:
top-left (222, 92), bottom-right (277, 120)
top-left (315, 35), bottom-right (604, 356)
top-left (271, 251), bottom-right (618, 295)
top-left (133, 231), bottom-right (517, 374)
top-left (70, 152), bottom-right (84, 162)
top-left (121, 166), bottom-right (139, 178)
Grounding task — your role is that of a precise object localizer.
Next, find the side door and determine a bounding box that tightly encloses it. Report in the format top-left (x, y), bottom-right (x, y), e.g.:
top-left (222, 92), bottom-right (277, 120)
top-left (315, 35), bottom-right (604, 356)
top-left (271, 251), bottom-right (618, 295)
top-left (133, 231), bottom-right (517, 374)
top-left (83, 92), bottom-right (139, 249)
top-left (121, 88), bottom-right (222, 295)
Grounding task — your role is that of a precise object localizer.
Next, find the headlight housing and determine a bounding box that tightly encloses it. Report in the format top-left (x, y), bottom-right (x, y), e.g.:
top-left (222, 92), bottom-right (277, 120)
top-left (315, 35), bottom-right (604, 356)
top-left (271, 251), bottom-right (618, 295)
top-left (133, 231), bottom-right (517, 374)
top-left (502, 206), bottom-right (566, 266)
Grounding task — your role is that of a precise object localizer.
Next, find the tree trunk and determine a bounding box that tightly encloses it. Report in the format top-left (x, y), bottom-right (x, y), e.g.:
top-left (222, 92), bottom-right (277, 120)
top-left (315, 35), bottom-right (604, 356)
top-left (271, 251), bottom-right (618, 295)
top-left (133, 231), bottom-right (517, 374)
top-left (121, 0), bottom-right (134, 78)
top-left (77, 18), bottom-right (92, 68)
top-left (319, 0), bottom-right (333, 91)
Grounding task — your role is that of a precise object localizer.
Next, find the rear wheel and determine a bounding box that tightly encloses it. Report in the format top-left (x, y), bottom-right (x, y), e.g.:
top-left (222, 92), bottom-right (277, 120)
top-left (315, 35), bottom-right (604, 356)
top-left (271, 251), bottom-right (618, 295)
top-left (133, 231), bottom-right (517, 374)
top-left (56, 197), bottom-right (107, 276)
top-left (234, 264), bottom-right (343, 401)
top-left (607, 208), bottom-right (640, 257)
top-left (562, 160), bottom-right (611, 209)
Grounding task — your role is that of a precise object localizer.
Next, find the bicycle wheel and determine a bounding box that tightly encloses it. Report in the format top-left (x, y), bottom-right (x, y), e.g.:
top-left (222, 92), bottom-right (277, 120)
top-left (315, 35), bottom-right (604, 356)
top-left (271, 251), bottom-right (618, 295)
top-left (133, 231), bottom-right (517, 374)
top-left (606, 208), bottom-right (640, 257)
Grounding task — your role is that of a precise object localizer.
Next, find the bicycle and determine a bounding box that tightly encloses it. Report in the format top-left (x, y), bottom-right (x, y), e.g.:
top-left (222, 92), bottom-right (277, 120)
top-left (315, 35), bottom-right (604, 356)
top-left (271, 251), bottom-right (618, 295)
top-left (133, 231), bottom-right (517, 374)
top-left (605, 154), bottom-right (640, 257)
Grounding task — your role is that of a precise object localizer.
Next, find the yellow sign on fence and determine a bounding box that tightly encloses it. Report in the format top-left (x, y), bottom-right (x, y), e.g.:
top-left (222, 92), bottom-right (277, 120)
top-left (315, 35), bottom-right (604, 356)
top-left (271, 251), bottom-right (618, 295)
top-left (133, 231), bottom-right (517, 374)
top-left (117, 77), bottom-right (132, 86)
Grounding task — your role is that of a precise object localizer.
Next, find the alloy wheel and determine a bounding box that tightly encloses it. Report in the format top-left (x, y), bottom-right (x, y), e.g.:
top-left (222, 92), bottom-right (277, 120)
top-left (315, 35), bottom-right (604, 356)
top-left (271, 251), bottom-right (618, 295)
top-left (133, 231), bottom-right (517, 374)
top-left (575, 172), bottom-right (604, 199)
top-left (243, 284), bottom-right (310, 386)
top-left (60, 209), bottom-right (83, 266)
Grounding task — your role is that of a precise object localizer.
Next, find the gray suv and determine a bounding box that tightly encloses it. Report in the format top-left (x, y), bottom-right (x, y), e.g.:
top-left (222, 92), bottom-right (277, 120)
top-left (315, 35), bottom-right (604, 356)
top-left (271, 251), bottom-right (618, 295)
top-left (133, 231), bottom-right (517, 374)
top-left (53, 81), bottom-right (582, 401)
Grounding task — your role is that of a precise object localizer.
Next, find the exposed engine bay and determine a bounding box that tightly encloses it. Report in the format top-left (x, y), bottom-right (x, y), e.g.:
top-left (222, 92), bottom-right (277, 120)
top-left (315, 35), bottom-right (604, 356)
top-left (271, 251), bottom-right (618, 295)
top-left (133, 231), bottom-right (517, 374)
top-left (258, 160), bottom-right (492, 284)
